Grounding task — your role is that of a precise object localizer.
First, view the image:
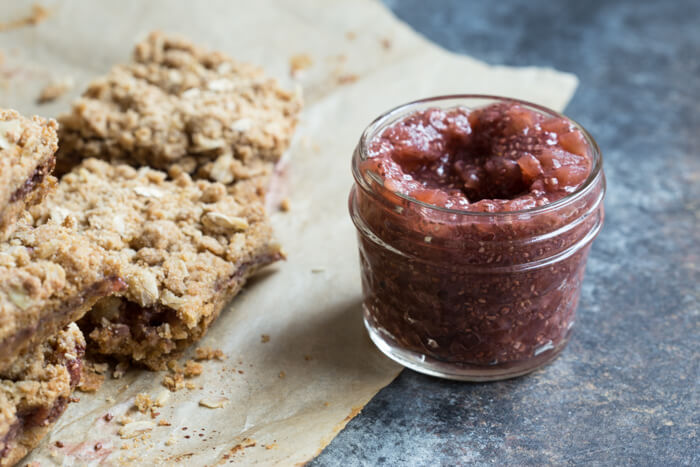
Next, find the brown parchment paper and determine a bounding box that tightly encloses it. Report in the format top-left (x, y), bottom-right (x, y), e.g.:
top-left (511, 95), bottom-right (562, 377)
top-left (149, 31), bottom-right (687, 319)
top-left (0, 0), bottom-right (578, 464)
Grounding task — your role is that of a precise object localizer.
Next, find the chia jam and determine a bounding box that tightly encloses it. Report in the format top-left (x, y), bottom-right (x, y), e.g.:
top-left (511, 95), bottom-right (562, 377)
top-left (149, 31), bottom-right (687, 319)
top-left (349, 96), bottom-right (605, 381)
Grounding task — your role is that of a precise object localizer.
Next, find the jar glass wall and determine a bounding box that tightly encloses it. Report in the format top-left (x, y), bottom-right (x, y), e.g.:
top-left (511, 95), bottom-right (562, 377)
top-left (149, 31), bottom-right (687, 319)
top-left (349, 95), bottom-right (605, 381)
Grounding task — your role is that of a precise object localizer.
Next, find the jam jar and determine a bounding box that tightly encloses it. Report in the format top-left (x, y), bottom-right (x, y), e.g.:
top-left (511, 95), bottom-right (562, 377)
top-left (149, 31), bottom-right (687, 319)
top-left (349, 95), bottom-right (605, 381)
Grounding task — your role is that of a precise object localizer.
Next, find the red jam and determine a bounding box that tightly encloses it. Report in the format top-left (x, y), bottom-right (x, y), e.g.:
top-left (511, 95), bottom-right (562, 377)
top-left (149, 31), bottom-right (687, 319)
top-left (350, 97), bottom-right (605, 381)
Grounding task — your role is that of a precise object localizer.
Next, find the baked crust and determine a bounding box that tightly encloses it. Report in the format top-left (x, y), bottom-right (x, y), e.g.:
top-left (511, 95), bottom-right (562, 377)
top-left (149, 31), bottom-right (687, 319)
top-left (56, 31), bottom-right (302, 193)
top-left (0, 109), bottom-right (58, 241)
top-left (31, 159), bottom-right (283, 369)
top-left (0, 323), bottom-right (85, 466)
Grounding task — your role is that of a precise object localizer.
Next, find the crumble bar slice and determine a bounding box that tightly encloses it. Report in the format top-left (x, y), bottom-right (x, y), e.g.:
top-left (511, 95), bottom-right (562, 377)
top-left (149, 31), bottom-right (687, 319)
top-left (0, 109), bottom-right (58, 241)
top-left (31, 158), bottom-right (284, 370)
top-left (0, 223), bottom-right (124, 374)
top-left (0, 323), bottom-right (85, 466)
top-left (57, 31), bottom-right (302, 193)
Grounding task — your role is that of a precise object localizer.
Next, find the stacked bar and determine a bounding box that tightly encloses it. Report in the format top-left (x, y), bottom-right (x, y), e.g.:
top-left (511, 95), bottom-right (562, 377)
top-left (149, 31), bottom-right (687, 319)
top-left (31, 158), bottom-right (283, 369)
top-left (0, 114), bottom-right (123, 464)
top-left (57, 31), bottom-right (302, 198)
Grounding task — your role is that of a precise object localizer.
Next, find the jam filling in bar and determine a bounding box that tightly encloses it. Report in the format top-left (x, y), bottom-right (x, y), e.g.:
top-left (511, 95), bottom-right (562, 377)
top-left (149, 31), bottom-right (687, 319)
top-left (0, 324), bottom-right (85, 466)
top-left (0, 109), bottom-right (59, 242)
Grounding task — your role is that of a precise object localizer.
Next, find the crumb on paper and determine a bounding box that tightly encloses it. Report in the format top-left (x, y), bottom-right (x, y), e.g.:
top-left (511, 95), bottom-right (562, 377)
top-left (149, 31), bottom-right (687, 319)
top-left (0, 4), bottom-right (49, 32)
top-left (78, 362), bottom-right (106, 392)
top-left (199, 397), bottom-right (229, 409)
top-left (289, 53), bottom-right (313, 77)
top-left (184, 360), bottom-right (202, 377)
top-left (165, 436), bottom-right (176, 446)
top-left (337, 73), bottom-right (359, 85)
top-left (380, 37), bottom-right (392, 50)
top-left (118, 415), bottom-right (134, 426)
top-left (223, 438), bottom-right (257, 459)
top-left (345, 31), bottom-right (356, 40)
top-left (158, 419), bottom-right (171, 427)
top-left (134, 393), bottom-right (153, 413)
top-left (304, 354), bottom-right (313, 361)
top-left (279, 198), bottom-right (291, 212)
top-left (264, 442), bottom-right (278, 450)
top-left (195, 346), bottom-right (225, 361)
top-left (279, 371), bottom-right (286, 379)
top-left (162, 372), bottom-right (184, 392)
top-left (324, 401), bottom-right (330, 407)
top-left (154, 389), bottom-right (170, 407)
top-left (118, 421), bottom-right (155, 439)
top-left (103, 413), bottom-right (114, 422)
top-left (311, 267), bottom-right (325, 273)
top-left (37, 78), bottom-right (73, 104)
top-left (260, 334), bottom-right (270, 343)
top-left (185, 381), bottom-right (196, 390)
top-left (113, 361), bottom-right (129, 379)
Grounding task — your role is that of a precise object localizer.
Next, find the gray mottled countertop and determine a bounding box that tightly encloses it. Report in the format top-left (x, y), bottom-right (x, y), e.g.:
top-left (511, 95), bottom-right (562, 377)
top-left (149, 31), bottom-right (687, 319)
top-left (312, 0), bottom-right (700, 465)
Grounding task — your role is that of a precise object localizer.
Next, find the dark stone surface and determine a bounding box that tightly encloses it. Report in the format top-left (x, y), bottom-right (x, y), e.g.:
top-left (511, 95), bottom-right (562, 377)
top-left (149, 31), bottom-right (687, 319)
top-left (312, 0), bottom-right (699, 465)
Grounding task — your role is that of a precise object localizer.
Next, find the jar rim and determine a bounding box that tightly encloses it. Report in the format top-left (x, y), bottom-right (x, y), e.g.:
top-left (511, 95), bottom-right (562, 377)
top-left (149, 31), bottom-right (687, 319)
top-left (352, 94), bottom-right (604, 217)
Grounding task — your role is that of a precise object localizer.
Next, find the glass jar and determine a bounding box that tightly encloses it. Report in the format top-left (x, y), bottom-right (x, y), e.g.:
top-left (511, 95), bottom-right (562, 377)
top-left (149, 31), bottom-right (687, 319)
top-left (349, 95), bottom-right (605, 381)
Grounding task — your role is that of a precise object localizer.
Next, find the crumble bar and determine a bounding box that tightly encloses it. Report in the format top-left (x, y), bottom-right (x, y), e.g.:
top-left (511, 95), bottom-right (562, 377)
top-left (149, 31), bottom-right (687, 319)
top-left (30, 158), bottom-right (283, 370)
top-left (57, 31), bottom-right (302, 194)
top-left (0, 224), bottom-right (124, 373)
top-left (0, 110), bottom-right (58, 241)
top-left (0, 323), bottom-right (85, 466)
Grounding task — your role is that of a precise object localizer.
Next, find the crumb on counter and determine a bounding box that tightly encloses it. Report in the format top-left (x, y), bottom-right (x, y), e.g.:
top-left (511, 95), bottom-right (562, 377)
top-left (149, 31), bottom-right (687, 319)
top-left (279, 371), bottom-right (286, 379)
top-left (260, 334), bottom-right (270, 343)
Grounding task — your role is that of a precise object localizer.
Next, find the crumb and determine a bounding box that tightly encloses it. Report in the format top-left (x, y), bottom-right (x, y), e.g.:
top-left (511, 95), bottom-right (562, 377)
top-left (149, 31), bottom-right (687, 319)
top-left (265, 442), bottom-right (278, 450)
top-left (103, 413), bottom-right (114, 422)
top-left (150, 410), bottom-right (160, 419)
top-left (162, 372), bottom-right (185, 392)
top-left (311, 267), bottom-right (325, 273)
top-left (195, 347), bottom-right (225, 361)
top-left (134, 393), bottom-right (153, 413)
top-left (118, 416), bottom-right (134, 426)
top-left (0, 4), bottom-right (49, 32)
top-left (289, 53), bottom-right (313, 77)
top-left (69, 396), bottom-right (80, 403)
top-left (113, 361), bottom-right (129, 379)
top-left (199, 397), bottom-right (229, 409)
top-left (380, 37), bottom-right (392, 50)
top-left (165, 437), bottom-right (176, 446)
top-left (337, 74), bottom-right (359, 85)
top-left (105, 396), bottom-right (115, 403)
top-left (278, 371), bottom-right (285, 379)
top-left (184, 360), bottom-right (203, 377)
top-left (54, 441), bottom-right (64, 448)
top-left (237, 370), bottom-right (244, 374)
top-left (185, 381), bottom-right (196, 390)
top-left (260, 334), bottom-right (270, 343)
top-left (304, 355), bottom-right (313, 361)
top-left (154, 389), bottom-right (170, 407)
top-left (94, 442), bottom-right (103, 451)
top-left (78, 364), bottom-right (105, 393)
top-left (167, 359), bottom-right (181, 372)
top-left (37, 78), bottom-right (73, 104)
top-left (158, 419), bottom-right (171, 427)
top-left (324, 401), bottom-right (330, 407)
top-left (345, 31), bottom-right (356, 40)
top-left (279, 198), bottom-right (291, 212)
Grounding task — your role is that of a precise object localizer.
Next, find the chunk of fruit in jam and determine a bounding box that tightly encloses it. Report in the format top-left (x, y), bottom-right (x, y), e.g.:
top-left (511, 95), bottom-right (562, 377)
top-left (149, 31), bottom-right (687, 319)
top-left (362, 102), bottom-right (591, 211)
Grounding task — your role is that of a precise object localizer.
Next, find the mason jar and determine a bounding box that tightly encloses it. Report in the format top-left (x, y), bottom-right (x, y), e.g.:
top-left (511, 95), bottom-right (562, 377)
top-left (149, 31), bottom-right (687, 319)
top-left (349, 95), bottom-right (605, 381)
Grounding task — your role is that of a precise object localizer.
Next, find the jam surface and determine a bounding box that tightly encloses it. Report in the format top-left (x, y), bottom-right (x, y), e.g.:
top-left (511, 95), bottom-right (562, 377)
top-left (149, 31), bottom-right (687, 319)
top-left (352, 101), bottom-right (604, 376)
top-left (361, 103), bottom-right (592, 212)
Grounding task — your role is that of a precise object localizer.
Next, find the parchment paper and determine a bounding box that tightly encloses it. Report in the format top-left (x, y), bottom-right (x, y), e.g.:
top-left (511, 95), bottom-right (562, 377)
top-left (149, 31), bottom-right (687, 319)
top-left (0, 1), bottom-right (578, 464)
